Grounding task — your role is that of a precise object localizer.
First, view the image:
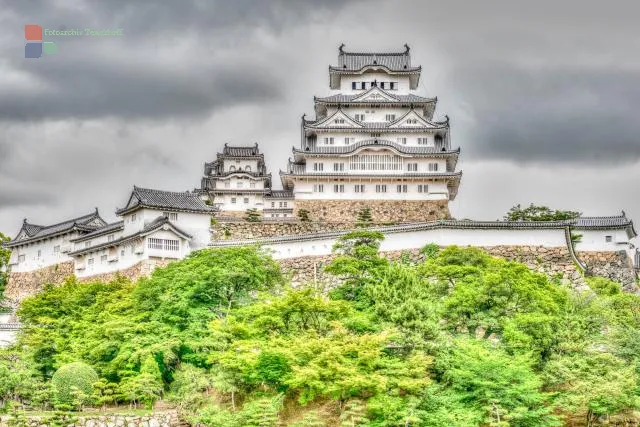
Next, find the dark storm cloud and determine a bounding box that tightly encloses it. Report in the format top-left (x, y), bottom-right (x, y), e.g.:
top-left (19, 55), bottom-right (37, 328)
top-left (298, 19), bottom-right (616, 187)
top-left (0, 0), bottom-right (361, 122)
top-left (450, 65), bottom-right (640, 164)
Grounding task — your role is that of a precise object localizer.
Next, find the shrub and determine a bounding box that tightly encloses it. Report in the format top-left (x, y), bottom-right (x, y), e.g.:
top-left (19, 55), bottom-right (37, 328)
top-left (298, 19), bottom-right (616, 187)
top-left (51, 362), bottom-right (98, 408)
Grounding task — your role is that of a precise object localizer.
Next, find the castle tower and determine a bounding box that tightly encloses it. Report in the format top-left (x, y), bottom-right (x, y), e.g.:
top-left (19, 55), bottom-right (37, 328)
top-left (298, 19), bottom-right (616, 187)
top-left (199, 143), bottom-right (272, 217)
top-left (280, 44), bottom-right (462, 223)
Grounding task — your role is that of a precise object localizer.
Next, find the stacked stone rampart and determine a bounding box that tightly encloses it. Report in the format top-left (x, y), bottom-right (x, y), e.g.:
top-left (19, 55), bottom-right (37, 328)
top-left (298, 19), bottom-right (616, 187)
top-left (0, 410), bottom-right (179, 427)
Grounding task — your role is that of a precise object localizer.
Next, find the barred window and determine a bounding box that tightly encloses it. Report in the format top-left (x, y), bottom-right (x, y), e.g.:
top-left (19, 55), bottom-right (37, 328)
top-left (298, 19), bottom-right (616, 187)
top-left (354, 184), bottom-right (365, 193)
top-left (54, 245), bottom-right (60, 253)
top-left (350, 154), bottom-right (403, 171)
top-left (418, 184), bottom-right (429, 193)
top-left (397, 137), bottom-right (407, 145)
top-left (88, 258), bottom-right (94, 265)
top-left (375, 184), bottom-right (387, 193)
top-left (396, 184), bottom-right (408, 193)
top-left (428, 163), bottom-right (439, 172)
top-left (100, 255), bottom-right (108, 262)
top-left (407, 163), bottom-right (418, 172)
top-left (148, 238), bottom-right (180, 251)
top-left (334, 184), bottom-right (345, 193)
top-left (313, 184), bottom-right (324, 193)
top-left (18, 255), bottom-right (25, 263)
top-left (333, 162), bottom-right (345, 172)
top-left (163, 212), bottom-right (178, 221)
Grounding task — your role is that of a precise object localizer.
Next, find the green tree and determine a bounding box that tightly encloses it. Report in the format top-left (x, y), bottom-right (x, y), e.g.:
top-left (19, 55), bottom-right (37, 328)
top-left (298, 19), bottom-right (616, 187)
top-left (51, 362), bottom-right (98, 408)
top-left (245, 208), bottom-right (262, 222)
top-left (297, 209), bottom-right (311, 222)
top-left (355, 208), bottom-right (373, 227)
top-left (0, 232), bottom-right (11, 307)
top-left (504, 204), bottom-right (581, 221)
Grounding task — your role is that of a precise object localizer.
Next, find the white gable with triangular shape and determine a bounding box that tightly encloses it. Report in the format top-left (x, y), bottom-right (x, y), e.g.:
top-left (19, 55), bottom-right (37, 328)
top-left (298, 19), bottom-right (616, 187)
top-left (312, 109), bottom-right (363, 128)
top-left (352, 87), bottom-right (398, 103)
top-left (388, 110), bottom-right (436, 129)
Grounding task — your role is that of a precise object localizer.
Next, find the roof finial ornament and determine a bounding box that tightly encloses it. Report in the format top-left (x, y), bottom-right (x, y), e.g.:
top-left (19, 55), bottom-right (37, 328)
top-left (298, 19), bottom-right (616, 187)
top-left (94, 207), bottom-right (99, 213)
top-left (224, 143), bottom-right (228, 147)
top-left (445, 114), bottom-right (450, 123)
top-left (23, 218), bottom-right (27, 224)
top-left (339, 43), bottom-right (345, 54)
top-left (404, 43), bottom-right (410, 53)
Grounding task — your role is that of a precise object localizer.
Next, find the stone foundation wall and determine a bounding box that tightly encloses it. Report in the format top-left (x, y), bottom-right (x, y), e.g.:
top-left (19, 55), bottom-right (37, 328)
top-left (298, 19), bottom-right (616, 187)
top-left (77, 258), bottom-right (173, 284)
top-left (5, 261), bottom-right (75, 305)
top-left (211, 221), bottom-right (356, 240)
top-left (579, 250), bottom-right (638, 292)
top-left (293, 199), bottom-right (450, 223)
top-left (279, 246), bottom-right (639, 293)
top-left (0, 411), bottom-right (179, 427)
top-left (4, 259), bottom-right (175, 305)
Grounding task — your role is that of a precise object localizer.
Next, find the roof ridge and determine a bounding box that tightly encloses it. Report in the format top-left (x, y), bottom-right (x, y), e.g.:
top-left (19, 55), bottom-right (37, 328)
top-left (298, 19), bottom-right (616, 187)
top-left (26, 210), bottom-right (99, 231)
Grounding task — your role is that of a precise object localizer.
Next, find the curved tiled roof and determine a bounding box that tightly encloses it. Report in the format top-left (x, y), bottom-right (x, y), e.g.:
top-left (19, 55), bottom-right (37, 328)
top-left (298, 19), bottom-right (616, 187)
top-left (71, 221), bottom-right (125, 243)
top-left (69, 216), bottom-right (191, 257)
top-left (330, 44), bottom-right (420, 73)
top-left (222, 143), bottom-right (262, 157)
top-left (294, 139), bottom-right (459, 156)
top-left (265, 190), bottom-right (294, 199)
top-left (6, 209), bottom-right (106, 247)
top-left (315, 93), bottom-right (436, 104)
top-left (573, 213), bottom-right (637, 238)
top-left (116, 186), bottom-right (216, 215)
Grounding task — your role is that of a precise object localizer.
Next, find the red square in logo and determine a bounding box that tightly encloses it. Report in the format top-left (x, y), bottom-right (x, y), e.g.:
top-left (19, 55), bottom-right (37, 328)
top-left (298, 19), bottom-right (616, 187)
top-left (25, 25), bottom-right (42, 41)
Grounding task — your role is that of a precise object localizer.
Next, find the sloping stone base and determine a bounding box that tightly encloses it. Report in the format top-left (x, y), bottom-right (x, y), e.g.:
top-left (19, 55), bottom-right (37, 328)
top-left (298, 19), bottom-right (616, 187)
top-left (5, 262), bottom-right (75, 304)
top-left (77, 258), bottom-right (172, 284)
top-left (293, 199), bottom-right (450, 223)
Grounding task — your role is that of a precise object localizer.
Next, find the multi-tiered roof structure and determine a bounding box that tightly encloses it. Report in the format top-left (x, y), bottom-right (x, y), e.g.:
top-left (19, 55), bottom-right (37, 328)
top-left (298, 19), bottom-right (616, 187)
top-left (199, 144), bottom-right (294, 219)
top-left (280, 44), bottom-right (462, 222)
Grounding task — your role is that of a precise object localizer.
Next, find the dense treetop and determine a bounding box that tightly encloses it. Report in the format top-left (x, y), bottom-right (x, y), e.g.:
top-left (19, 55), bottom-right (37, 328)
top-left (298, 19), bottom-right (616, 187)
top-left (1, 237), bottom-right (639, 426)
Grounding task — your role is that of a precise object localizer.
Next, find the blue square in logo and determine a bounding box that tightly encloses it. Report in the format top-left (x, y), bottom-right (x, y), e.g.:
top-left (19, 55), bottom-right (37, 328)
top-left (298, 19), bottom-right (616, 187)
top-left (25, 42), bottom-right (43, 58)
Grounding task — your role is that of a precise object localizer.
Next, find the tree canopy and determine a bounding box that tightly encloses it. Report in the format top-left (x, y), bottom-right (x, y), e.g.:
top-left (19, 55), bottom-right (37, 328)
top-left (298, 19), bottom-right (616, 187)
top-left (504, 204), bottom-right (582, 222)
top-left (1, 239), bottom-right (639, 425)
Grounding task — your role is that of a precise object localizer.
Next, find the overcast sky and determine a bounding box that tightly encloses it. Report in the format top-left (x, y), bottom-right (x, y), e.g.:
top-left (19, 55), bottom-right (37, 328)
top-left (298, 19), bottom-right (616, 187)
top-left (1, 0), bottom-right (639, 236)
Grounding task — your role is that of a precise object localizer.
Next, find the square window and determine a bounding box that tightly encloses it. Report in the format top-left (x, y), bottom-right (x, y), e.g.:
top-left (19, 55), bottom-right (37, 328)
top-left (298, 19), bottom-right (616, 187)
top-left (605, 236), bottom-right (613, 242)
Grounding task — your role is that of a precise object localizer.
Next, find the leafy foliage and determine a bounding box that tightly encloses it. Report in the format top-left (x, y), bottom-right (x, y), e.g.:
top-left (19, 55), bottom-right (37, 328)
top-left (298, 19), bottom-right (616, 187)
top-left (0, 231), bottom-right (11, 307)
top-left (504, 204), bottom-right (581, 221)
top-left (245, 208), bottom-right (262, 222)
top-left (51, 362), bottom-right (98, 408)
top-left (297, 209), bottom-right (311, 222)
top-left (3, 240), bottom-right (640, 425)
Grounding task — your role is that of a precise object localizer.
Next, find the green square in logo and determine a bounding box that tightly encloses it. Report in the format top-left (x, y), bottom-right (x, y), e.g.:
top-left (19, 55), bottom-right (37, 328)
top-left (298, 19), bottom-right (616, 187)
top-left (43, 41), bottom-right (57, 54)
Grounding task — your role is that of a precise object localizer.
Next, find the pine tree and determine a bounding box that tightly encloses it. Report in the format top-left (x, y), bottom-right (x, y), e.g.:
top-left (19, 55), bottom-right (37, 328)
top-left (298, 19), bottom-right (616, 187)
top-left (297, 209), bottom-right (311, 222)
top-left (355, 208), bottom-right (373, 227)
top-left (246, 208), bottom-right (262, 222)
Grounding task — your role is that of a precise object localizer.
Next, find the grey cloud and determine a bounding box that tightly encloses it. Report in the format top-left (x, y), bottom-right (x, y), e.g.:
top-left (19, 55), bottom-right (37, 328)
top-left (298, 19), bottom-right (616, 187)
top-left (448, 66), bottom-right (640, 164)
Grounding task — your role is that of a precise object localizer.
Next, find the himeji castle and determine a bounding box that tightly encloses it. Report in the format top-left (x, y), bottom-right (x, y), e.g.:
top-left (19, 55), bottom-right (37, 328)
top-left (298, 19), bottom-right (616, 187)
top-left (280, 44), bottom-right (461, 222)
top-left (2, 44), bottom-right (639, 312)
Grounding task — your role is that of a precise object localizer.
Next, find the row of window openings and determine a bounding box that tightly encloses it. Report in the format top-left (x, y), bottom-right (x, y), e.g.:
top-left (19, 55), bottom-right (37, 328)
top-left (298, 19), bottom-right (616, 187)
top-left (313, 162), bottom-right (439, 172)
top-left (351, 81), bottom-right (397, 90)
top-left (322, 136), bottom-right (443, 146)
top-left (313, 184), bottom-right (430, 193)
top-left (224, 182), bottom-right (257, 189)
top-left (227, 165), bottom-right (252, 172)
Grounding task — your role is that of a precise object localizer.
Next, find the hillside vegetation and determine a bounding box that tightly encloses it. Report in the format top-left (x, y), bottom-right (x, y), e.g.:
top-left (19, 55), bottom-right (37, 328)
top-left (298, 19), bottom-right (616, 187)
top-left (1, 234), bottom-right (639, 426)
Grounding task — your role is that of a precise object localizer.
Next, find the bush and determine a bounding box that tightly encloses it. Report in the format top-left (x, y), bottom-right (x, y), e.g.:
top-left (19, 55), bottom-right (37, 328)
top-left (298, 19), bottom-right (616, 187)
top-left (51, 362), bottom-right (98, 408)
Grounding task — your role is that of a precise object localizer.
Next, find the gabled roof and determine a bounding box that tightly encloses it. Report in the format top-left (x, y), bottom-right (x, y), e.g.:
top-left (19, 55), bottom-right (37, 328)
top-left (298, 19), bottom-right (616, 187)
top-left (573, 212), bottom-right (637, 238)
top-left (222, 143), bottom-right (262, 157)
top-left (329, 44), bottom-right (421, 89)
top-left (68, 216), bottom-right (192, 257)
top-left (6, 209), bottom-right (107, 247)
top-left (305, 107), bottom-right (364, 129)
top-left (265, 190), bottom-right (294, 199)
top-left (331, 44), bottom-right (420, 73)
top-left (71, 221), bottom-right (125, 243)
top-left (116, 186), bottom-right (216, 215)
top-left (315, 92), bottom-right (435, 104)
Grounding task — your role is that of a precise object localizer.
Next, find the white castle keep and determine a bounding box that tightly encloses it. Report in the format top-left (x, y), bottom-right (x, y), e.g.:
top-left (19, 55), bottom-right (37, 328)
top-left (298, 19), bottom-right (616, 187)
top-left (3, 45), bottom-right (639, 285)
